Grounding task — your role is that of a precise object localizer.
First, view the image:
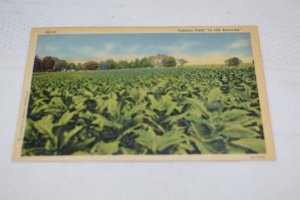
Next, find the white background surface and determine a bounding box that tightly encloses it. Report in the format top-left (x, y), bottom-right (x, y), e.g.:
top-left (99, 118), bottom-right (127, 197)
top-left (0, 0), bottom-right (299, 199)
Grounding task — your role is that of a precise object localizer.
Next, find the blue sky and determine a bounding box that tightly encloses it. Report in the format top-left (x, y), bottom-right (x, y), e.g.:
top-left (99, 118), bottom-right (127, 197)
top-left (36, 33), bottom-right (253, 64)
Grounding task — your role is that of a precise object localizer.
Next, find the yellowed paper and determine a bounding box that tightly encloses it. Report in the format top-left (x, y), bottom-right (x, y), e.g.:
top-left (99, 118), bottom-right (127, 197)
top-left (13, 26), bottom-right (275, 161)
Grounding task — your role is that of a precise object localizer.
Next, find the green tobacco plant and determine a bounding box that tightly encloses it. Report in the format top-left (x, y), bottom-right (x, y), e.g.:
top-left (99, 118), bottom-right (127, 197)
top-left (22, 66), bottom-right (265, 156)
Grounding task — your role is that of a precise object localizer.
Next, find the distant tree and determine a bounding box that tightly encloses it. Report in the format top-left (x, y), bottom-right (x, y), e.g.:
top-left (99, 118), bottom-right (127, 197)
top-left (42, 56), bottom-right (55, 71)
top-left (129, 59), bottom-right (138, 68)
top-left (131, 58), bottom-right (150, 68)
top-left (177, 59), bottom-right (188, 67)
top-left (225, 57), bottom-right (242, 67)
top-left (53, 59), bottom-right (67, 71)
top-left (33, 55), bottom-right (42, 72)
top-left (106, 59), bottom-right (117, 69)
top-left (149, 54), bottom-right (167, 67)
top-left (139, 57), bottom-right (154, 68)
top-left (163, 56), bottom-right (176, 67)
top-left (117, 60), bottom-right (130, 69)
top-left (81, 61), bottom-right (99, 70)
top-left (33, 55), bottom-right (190, 72)
top-left (75, 63), bottom-right (81, 71)
top-left (98, 61), bottom-right (109, 70)
top-left (67, 62), bottom-right (76, 70)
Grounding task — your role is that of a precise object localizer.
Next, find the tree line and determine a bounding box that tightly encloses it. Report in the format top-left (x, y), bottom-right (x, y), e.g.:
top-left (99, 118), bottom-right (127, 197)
top-left (33, 55), bottom-right (246, 72)
top-left (33, 54), bottom-right (188, 72)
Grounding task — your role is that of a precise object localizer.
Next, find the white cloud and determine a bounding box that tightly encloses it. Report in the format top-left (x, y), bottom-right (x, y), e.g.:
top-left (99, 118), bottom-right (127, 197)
top-left (175, 52), bottom-right (252, 65)
top-left (81, 46), bottom-right (95, 54)
top-left (126, 45), bottom-right (140, 54)
top-left (175, 52), bottom-right (228, 64)
top-left (162, 41), bottom-right (200, 54)
top-left (230, 39), bottom-right (250, 49)
top-left (45, 46), bottom-right (56, 52)
top-left (103, 43), bottom-right (116, 51)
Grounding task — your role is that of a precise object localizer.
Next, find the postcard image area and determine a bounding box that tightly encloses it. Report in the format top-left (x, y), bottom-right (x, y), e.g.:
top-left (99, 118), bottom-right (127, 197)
top-left (13, 26), bottom-right (275, 161)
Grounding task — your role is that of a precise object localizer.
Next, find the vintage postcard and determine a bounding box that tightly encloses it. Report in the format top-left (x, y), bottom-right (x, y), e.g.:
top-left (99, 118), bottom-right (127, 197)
top-left (13, 26), bottom-right (275, 161)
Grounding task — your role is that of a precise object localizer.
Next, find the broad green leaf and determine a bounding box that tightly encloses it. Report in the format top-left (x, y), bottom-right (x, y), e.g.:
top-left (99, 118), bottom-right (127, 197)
top-left (148, 95), bottom-right (162, 111)
top-left (72, 95), bottom-right (87, 111)
top-left (32, 98), bottom-right (47, 107)
top-left (135, 129), bottom-right (157, 153)
top-left (153, 79), bottom-right (168, 90)
top-left (165, 101), bottom-right (177, 115)
top-left (221, 125), bottom-right (259, 139)
top-left (30, 104), bottom-right (48, 115)
top-left (121, 147), bottom-right (140, 155)
top-left (163, 113), bottom-right (187, 124)
top-left (156, 125), bottom-right (185, 152)
top-left (92, 113), bottom-right (113, 128)
top-left (184, 97), bottom-right (208, 116)
top-left (72, 95), bottom-right (86, 105)
top-left (48, 97), bottom-right (65, 109)
top-left (231, 138), bottom-right (266, 153)
top-left (91, 141), bottom-right (119, 155)
top-left (207, 88), bottom-right (221, 103)
top-left (189, 137), bottom-right (211, 154)
top-left (143, 116), bottom-right (165, 134)
top-left (34, 115), bottom-right (55, 140)
top-left (226, 144), bottom-right (249, 154)
top-left (175, 143), bottom-right (194, 154)
top-left (240, 118), bottom-right (260, 127)
top-left (189, 120), bottom-right (213, 137)
top-left (57, 111), bottom-right (75, 126)
top-left (60, 126), bottom-right (83, 148)
top-left (106, 92), bottom-right (120, 117)
top-left (74, 137), bottom-right (96, 150)
top-left (201, 138), bottom-right (227, 153)
top-left (82, 90), bottom-right (93, 97)
top-left (50, 88), bottom-right (60, 96)
top-left (221, 109), bottom-right (249, 121)
top-left (22, 147), bottom-right (49, 156)
top-left (45, 140), bottom-right (54, 151)
top-left (122, 102), bottom-right (147, 121)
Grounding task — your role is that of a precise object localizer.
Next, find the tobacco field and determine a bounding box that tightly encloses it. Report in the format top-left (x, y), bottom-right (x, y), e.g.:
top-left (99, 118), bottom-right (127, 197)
top-left (22, 66), bottom-right (266, 156)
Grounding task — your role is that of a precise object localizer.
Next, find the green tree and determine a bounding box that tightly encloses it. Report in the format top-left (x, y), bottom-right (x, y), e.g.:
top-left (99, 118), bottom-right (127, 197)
top-left (98, 61), bottom-right (108, 70)
top-left (75, 63), bottom-right (81, 71)
top-left (81, 61), bottom-right (99, 70)
top-left (139, 57), bottom-right (154, 68)
top-left (53, 59), bottom-right (67, 71)
top-left (106, 59), bottom-right (117, 69)
top-left (41, 56), bottom-right (55, 71)
top-left (163, 56), bottom-right (176, 67)
top-left (68, 62), bottom-right (76, 70)
top-left (177, 59), bottom-right (188, 67)
top-left (129, 57), bottom-right (153, 68)
top-left (149, 54), bottom-right (167, 67)
top-left (225, 57), bottom-right (242, 67)
top-left (116, 60), bottom-right (130, 69)
top-left (130, 58), bottom-right (140, 68)
top-left (33, 55), bottom-right (42, 72)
